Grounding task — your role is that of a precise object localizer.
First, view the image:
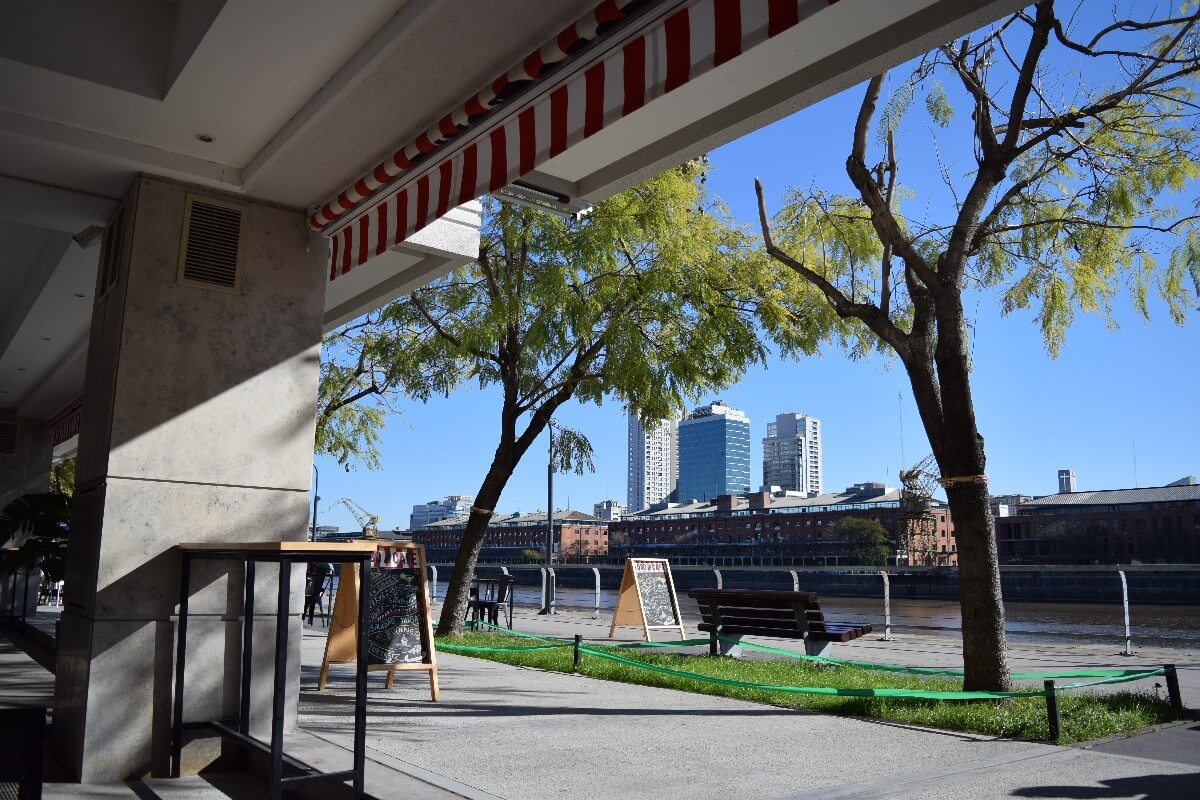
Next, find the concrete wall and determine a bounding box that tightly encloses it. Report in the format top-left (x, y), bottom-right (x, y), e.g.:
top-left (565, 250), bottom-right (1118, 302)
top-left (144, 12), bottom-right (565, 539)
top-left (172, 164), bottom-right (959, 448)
top-left (0, 416), bottom-right (52, 511)
top-left (53, 176), bottom-right (326, 782)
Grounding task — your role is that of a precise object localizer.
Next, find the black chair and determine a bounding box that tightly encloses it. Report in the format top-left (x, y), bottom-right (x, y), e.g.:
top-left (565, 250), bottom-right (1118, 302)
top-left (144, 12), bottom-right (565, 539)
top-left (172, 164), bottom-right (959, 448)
top-left (466, 576), bottom-right (514, 628)
top-left (304, 562), bottom-right (333, 626)
top-left (0, 706), bottom-right (45, 800)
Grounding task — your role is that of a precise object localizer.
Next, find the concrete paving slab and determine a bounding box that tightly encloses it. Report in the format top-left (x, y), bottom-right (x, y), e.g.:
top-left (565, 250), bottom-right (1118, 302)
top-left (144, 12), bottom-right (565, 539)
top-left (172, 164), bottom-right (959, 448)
top-left (1085, 721), bottom-right (1200, 768)
top-left (302, 623), bottom-right (1199, 800)
top-left (0, 633), bottom-right (54, 709)
top-left (783, 749), bottom-right (1199, 799)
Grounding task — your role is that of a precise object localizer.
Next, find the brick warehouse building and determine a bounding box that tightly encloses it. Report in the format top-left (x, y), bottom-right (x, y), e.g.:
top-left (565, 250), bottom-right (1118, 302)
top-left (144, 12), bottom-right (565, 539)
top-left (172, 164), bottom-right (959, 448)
top-left (609, 484), bottom-right (957, 566)
top-left (996, 481), bottom-right (1200, 565)
top-left (412, 510), bottom-right (609, 562)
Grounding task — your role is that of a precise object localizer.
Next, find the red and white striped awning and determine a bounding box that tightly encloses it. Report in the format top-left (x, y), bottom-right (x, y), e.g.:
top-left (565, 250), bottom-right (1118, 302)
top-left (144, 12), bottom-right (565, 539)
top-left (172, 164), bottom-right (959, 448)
top-left (48, 394), bottom-right (82, 447)
top-left (318, 0), bottom-right (837, 280)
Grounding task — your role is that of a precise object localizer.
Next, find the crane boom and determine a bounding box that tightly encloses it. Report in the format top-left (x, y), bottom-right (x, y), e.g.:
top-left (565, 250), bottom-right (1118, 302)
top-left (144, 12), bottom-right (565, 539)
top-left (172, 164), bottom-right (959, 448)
top-left (330, 497), bottom-right (380, 540)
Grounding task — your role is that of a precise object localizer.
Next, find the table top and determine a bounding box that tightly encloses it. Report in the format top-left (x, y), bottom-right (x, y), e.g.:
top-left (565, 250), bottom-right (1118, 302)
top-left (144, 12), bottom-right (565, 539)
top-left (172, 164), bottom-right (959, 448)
top-left (178, 541), bottom-right (379, 553)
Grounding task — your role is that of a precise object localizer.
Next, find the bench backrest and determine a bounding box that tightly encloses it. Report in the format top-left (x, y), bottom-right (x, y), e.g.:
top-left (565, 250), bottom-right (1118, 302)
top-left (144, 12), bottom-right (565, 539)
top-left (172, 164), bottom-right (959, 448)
top-left (688, 589), bottom-right (827, 636)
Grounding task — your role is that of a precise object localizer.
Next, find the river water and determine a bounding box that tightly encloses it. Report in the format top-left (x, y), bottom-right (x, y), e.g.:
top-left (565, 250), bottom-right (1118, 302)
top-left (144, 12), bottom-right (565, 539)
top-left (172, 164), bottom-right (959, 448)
top-left (501, 587), bottom-right (1199, 650)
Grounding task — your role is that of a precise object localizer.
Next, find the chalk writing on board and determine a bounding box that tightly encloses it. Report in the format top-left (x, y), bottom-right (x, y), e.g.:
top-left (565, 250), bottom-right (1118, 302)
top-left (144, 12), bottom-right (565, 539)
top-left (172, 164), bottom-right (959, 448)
top-left (366, 568), bottom-right (426, 664)
top-left (633, 560), bottom-right (678, 626)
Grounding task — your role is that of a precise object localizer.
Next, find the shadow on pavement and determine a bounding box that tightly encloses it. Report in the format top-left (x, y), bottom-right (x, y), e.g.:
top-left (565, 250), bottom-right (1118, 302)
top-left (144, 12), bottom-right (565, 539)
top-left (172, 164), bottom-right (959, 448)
top-left (1012, 772), bottom-right (1200, 799)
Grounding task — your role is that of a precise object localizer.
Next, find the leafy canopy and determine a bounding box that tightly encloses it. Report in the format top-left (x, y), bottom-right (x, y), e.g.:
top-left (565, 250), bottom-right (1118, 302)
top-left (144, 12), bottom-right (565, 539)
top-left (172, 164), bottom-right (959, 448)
top-left (763, 3), bottom-right (1200, 360)
top-left (318, 164), bottom-right (801, 469)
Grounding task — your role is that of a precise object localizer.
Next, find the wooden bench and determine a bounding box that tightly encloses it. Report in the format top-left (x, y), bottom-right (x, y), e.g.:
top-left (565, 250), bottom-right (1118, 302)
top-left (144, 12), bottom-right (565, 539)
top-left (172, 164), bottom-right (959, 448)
top-left (688, 588), bottom-right (872, 657)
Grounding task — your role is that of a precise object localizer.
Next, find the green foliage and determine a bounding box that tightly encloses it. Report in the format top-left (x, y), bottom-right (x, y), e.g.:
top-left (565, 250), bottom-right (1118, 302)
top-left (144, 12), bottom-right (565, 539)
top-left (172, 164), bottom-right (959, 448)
top-left (832, 516), bottom-right (890, 566)
top-left (443, 632), bottom-right (1176, 744)
top-left (924, 81), bottom-right (953, 127)
top-left (319, 164), bottom-right (793, 470)
top-left (519, 548), bottom-right (543, 563)
top-left (51, 458), bottom-right (75, 498)
top-left (766, 12), bottom-right (1200, 361)
top-left (550, 425), bottom-right (595, 476)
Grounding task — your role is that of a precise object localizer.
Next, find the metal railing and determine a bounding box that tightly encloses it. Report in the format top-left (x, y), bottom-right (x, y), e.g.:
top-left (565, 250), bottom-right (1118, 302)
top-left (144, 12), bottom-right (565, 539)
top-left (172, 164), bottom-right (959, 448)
top-left (428, 561), bottom-right (1199, 650)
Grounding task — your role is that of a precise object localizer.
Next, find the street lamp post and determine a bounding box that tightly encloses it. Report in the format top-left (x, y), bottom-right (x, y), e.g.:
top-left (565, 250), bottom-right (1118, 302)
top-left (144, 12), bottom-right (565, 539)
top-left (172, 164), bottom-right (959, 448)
top-left (540, 423), bottom-right (556, 615)
top-left (310, 464), bottom-right (321, 542)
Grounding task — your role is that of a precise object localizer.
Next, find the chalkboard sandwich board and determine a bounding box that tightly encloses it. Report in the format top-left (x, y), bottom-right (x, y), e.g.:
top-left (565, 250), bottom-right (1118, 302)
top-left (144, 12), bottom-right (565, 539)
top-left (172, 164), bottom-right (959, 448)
top-left (318, 541), bottom-right (439, 700)
top-left (608, 558), bottom-right (686, 642)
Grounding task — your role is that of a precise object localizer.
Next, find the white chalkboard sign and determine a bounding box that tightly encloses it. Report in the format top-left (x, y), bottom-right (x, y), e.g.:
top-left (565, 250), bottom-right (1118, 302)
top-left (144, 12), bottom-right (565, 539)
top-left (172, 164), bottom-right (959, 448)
top-left (608, 558), bottom-right (685, 642)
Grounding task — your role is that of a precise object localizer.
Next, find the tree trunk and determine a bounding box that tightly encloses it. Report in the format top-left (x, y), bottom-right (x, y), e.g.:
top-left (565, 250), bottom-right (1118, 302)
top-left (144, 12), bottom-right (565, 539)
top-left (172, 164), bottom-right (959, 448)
top-left (901, 330), bottom-right (1011, 691)
top-left (435, 447), bottom-right (515, 636)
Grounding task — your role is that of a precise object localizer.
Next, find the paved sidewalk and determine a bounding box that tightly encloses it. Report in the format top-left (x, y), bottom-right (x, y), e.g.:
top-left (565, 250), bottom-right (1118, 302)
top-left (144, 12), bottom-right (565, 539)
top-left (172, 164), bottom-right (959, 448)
top-left (305, 633), bottom-right (1198, 800)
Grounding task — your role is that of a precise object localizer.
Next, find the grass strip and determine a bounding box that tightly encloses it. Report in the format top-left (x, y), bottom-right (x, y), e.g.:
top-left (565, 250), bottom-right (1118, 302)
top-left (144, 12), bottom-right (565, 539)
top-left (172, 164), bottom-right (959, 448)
top-left (438, 631), bottom-right (1179, 744)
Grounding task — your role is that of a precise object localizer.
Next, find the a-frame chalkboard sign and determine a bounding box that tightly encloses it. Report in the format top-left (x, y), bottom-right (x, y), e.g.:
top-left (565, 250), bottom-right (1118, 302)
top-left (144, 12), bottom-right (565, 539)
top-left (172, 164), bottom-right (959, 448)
top-left (608, 557), bottom-right (686, 641)
top-left (318, 541), bottom-right (439, 700)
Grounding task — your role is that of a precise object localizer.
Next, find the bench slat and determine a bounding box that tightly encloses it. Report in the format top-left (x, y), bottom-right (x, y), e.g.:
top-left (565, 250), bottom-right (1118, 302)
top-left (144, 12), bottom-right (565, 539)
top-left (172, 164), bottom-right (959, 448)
top-left (688, 588), bottom-right (871, 645)
top-left (697, 622), bottom-right (871, 642)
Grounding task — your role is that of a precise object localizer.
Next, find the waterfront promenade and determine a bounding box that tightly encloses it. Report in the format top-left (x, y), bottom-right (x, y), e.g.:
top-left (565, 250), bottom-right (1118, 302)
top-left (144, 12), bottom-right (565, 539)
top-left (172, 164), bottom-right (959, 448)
top-left (4, 603), bottom-right (1195, 798)
top-left (303, 618), bottom-right (1198, 799)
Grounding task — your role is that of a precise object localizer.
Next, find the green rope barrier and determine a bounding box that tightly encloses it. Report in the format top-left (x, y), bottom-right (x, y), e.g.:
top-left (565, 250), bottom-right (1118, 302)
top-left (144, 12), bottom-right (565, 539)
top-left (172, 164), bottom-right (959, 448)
top-left (465, 620), bottom-right (566, 642)
top-left (438, 641), bottom-right (570, 654)
top-left (614, 638), bottom-right (714, 649)
top-left (577, 646), bottom-right (1048, 700)
top-left (722, 637), bottom-right (1168, 681)
top-left (454, 623), bottom-right (1165, 691)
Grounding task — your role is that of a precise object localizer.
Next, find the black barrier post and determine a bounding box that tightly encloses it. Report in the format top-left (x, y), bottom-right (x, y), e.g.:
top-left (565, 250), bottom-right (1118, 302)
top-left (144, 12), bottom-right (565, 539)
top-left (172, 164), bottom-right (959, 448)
top-left (1044, 680), bottom-right (1060, 743)
top-left (572, 634), bottom-right (582, 672)
top-left (1164, 665), bottom-right (1183, 715)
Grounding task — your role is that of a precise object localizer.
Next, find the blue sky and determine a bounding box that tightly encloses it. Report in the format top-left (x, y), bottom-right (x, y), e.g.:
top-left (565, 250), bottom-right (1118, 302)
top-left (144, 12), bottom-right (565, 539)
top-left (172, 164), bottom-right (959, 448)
top-left (313, 11), bottom-right (1200, 533)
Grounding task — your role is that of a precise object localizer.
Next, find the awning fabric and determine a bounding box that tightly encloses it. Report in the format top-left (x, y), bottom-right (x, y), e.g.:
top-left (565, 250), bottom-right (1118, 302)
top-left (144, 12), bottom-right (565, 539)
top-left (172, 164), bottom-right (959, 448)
top-left (320, 0), bottom-right (837, 280)
top-left (49, 394), bottom-right (82, 446)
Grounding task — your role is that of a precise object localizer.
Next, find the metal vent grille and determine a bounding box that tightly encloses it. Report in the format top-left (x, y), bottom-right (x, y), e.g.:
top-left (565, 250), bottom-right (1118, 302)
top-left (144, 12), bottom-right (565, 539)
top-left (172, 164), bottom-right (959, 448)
top-left (99, 205), bottom-right (125, 296)
top-left (178, 195), bottom-right (245, 292)
top-left (0, 424), bottom-right (16, 456)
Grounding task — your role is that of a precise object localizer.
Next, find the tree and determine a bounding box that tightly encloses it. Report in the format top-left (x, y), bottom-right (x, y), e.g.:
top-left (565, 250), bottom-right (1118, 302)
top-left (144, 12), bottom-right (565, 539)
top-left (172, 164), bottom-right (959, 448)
top-left (51, 457), bottom-right (75, 498)
top-left (756, 1), bottom-right (1200, 690)
top-left (833, 517), bottom-right (890, 566)
top-left (321, 164), bottom-right (791, 636)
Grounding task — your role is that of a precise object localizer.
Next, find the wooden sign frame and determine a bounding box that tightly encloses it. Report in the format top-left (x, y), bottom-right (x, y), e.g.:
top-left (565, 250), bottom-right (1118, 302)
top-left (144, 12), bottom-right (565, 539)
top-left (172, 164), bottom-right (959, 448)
top-left (608, 557), bottom-right (686, 642)
top-left (318, 541), bottom-right (439, 700)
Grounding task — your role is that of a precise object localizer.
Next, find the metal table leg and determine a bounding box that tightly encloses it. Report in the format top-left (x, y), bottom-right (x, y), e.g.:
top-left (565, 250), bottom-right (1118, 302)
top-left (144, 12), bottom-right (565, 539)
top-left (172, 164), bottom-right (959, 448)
top-left (240, 561), bottom-right (255, 735)
top-left (353, 557), bottom-right (370, 799)
top-left (269, 559), bottom-right (290, 800)
top-left (171, 552), bottom-right (191, 778)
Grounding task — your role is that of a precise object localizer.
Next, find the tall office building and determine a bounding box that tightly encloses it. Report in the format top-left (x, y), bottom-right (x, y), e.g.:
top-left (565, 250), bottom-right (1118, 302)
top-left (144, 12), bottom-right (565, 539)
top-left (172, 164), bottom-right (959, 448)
top-left (410, 495), bottom-right (473, 530)
top-left (676, 401), bottom-right (751, 503)
top-left (763, 412), bottom-right (823, 495)
top-left (627, 414), bottom-right (678, 513)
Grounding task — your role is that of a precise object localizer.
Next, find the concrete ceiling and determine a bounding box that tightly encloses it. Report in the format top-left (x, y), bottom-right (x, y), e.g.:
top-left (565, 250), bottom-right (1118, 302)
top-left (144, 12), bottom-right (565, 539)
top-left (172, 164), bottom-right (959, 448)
top-left (0, 0), bottom-right (1022, 425)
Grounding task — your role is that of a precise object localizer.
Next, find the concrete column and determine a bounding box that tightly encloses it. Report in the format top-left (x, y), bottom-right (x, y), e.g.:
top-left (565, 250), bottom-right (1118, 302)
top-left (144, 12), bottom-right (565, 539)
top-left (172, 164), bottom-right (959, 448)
top-left (52, 176), bottom-right (326, 782)
top-left (0, 416), bottom-right (52, 511)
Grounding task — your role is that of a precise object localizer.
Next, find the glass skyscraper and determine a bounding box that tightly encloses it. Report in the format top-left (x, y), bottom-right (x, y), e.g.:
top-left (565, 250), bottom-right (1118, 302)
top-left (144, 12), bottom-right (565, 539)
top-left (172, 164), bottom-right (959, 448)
top-left (676, 401), bottom-right (751, 502)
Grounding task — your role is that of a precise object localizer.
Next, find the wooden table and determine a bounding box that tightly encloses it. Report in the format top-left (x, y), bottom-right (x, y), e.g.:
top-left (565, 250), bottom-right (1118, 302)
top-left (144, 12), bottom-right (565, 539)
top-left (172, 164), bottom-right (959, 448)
top-left (172, 541), bottom-right (379, 799)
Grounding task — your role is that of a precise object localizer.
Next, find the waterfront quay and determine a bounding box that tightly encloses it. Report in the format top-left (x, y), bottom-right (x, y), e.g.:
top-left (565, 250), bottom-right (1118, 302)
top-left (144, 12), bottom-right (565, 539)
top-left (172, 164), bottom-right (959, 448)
top-left (304, 604), bottom-right (1199, 800)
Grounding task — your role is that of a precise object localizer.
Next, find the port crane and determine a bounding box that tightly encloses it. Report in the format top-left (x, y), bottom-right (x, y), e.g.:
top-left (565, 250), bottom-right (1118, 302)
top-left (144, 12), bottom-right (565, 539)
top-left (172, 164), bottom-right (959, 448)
top-left (329, 497), bottom-right (380, 540)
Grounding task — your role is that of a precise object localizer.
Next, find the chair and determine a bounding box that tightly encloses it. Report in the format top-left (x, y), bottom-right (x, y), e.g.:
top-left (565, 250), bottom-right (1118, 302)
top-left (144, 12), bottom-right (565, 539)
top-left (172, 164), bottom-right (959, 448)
top-left (466, 576), bottom-right (514, 628)
top-left (304, 563), bottom-right (333, 626)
